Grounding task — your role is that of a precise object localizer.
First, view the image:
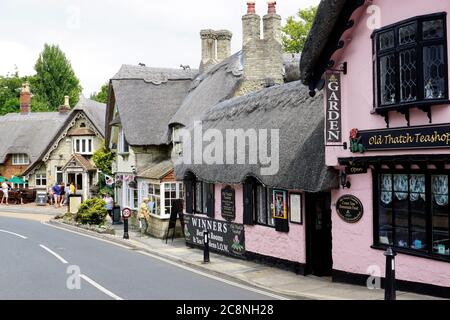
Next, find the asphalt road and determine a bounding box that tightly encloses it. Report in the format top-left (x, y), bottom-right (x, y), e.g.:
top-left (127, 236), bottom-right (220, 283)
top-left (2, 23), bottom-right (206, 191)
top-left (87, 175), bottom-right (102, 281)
top-left (0, 216), bottom-right (282, 300)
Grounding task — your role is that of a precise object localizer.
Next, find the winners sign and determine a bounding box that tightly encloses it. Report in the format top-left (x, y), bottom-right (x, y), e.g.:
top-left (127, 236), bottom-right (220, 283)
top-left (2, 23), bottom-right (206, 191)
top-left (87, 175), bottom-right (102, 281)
top-left (326, 73), bottom-right (342, 143)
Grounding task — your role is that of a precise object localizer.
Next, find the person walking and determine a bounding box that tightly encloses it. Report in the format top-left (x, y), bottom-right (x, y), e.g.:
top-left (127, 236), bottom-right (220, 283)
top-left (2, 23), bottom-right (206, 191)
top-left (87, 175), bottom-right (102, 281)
top-left (48, 186), bottom-right (54, 206)
top-left (138, 197), bottom-right (150, 236)
top-left (52, 183), bottom-right (62, 208)
top-left (1, 182), bottom-right (9, 205)
top-left (70, 182), bottom-right (76, 194)
top-left (103, 193), bottom-right (114, 220)
top-left (62, 183), bottom-right (70, 206)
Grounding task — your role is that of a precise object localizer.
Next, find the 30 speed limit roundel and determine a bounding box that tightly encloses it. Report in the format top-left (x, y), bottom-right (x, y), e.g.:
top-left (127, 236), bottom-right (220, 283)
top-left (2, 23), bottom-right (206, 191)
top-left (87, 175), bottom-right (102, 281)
top-left (122, 207), bottom-right (132, 219)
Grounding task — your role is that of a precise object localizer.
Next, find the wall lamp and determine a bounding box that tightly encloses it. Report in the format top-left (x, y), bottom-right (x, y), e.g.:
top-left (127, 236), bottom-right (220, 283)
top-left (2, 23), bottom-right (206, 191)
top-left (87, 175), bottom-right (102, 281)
top-left (339, 171), bottom-right (351, 189)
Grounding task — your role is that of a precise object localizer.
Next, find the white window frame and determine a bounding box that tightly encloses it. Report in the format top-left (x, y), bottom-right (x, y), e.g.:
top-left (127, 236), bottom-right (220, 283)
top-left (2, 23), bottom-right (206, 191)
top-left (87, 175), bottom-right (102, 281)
top-left (138, 180), bottom-right (183, 219)
top-left (12, 154), bottom-right (29, 165)
top-left (35, 174), bottom-right (47, 187)
top-left (118, 128), bottom-right (130, 154)
top-left (73, 137), bottom-right (94, 155)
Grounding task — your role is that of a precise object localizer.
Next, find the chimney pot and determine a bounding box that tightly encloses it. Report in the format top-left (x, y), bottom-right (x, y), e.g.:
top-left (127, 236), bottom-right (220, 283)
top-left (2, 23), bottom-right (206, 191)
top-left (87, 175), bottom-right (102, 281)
top-left (247, 1), bottom-right (256, 14)
top-left (58, 95), bottom-right (70, 113)
top-left (267, 1), bottom-right (277, 14)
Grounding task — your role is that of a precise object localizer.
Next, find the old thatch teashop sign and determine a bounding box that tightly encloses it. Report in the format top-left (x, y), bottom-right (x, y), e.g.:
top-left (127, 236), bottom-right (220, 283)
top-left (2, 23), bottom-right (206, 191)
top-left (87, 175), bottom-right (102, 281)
top-left (221, 186), bottom-right (235, 221)
top-left (353, 124), bottom-right (450, 152)
top-left (184, 215), bottom-right (245, 258)
top-left (326, 73), bottom-right (342, 143)
top-left (336, 195), bottom-right (364, 223)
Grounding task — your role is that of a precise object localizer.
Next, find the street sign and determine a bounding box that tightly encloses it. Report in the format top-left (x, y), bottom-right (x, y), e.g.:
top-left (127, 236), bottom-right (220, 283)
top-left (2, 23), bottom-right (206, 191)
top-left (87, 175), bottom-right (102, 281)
top-left (122, 207), bottom-right (132, 219)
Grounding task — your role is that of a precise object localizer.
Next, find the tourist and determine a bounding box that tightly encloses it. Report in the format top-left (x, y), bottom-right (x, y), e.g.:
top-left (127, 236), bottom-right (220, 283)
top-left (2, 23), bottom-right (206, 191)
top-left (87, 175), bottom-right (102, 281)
top-left (47, 186), bottom-right (54, 206)
top-left (52, 183), bottom-right (62, 208)
top-left (1, 181), bottom-right (9, 205)
top-left (138, 197), bottom-right (150, 236)
top-left (62, 183), bottom-right (70, 206)
top-left (103, 193), bottom-right (114, 219)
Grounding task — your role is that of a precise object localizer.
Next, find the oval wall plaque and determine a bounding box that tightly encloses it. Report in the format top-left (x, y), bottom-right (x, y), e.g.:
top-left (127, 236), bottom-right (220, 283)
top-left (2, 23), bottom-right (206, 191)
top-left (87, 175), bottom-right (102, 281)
top-left (336, 195), bottom-right (364, 223)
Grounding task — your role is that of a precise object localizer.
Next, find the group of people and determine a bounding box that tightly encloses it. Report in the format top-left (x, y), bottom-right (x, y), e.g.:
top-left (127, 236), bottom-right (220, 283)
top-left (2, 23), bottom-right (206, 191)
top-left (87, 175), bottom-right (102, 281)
top-left (48, 182), bottom-right (76, 208)
top-left (1, 182), bottom-right (24, 205)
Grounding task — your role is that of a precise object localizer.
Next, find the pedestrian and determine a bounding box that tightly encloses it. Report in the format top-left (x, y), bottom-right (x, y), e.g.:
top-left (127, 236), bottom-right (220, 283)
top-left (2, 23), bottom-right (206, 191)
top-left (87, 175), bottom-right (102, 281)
top-left (48, 186), bottom-right (54, 206)
top-left (70, 182), bottom-right (76, 194)
top-left (138, 197), bottom-right (150, 236)
top-left (103, 193), bottom-right (114, 219)
top-left (14, 186), bottom-right (24, 205)
top-left (1, 181), bottom-right (9, 205)
top-left (52, 183), bottom-right (62, 208)
top-left (61, 183), bottom-right (70, 206)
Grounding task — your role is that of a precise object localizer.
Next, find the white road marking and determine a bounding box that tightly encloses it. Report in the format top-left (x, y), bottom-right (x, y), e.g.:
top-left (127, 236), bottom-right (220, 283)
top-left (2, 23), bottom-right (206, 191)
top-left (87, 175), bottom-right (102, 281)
top-left (39, 244), bottom-right (69, 264)
top-left (80, 274), bottom-right (123, 300)
top-left (43, 222), bottom-right (288, 300)
top-left (0, 229), bottom-right (28, 239)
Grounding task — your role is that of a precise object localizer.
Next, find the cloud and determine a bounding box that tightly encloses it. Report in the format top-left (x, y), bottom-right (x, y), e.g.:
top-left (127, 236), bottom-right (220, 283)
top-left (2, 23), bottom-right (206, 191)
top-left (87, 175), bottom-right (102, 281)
top-left (0, 0), bottom-right (320, 96)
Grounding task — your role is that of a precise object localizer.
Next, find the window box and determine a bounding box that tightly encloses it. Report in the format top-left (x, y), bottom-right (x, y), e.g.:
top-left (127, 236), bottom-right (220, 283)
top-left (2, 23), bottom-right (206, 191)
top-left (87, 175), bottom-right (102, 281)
top-left (373, 13), bottom-right (448, 115)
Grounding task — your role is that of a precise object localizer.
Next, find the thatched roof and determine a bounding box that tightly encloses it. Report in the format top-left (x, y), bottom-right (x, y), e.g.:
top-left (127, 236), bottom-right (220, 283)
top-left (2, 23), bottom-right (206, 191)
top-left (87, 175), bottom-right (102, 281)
top-left (0, 112), bottom-right (69, 165)
top-left (137, 159), bottom-right (173, 180)
top-left (300, 0), bottom-right (365, 86)
top-left (175, 81), bottom-right (339, 192)
top-left (169, 52), bottom-right (244, 128)
top-left (73, 96), bottom-right (106, 136)
top-left (108, 65), bottom-right (198, 146)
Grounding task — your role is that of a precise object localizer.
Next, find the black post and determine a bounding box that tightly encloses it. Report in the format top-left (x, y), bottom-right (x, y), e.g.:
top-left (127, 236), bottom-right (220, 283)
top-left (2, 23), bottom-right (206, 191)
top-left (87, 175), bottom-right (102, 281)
top-left (203, 230), bottom-right (210, 263)
top-left (384, 247), bottom-right (397, 300)
top-left (123, 218), bottom-right (129, 239)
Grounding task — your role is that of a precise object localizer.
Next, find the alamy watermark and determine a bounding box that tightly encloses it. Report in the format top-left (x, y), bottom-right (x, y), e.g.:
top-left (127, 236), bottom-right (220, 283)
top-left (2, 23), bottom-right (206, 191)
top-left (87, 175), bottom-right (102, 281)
top-left (174, 121), bottom-right (280, 176)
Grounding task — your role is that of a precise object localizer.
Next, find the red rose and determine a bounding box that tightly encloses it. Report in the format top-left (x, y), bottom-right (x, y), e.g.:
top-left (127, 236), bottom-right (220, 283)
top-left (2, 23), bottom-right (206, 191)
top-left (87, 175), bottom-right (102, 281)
top-left (350, 128), bottom-right (358, 140)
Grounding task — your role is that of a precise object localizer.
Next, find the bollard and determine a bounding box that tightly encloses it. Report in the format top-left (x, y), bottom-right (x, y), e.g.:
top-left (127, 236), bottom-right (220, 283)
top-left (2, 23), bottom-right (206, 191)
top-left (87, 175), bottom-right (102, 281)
top-left (123, 219), bottom-right (129, 239)
top-left (203, 230), bottom-right (210, 263)
top-left (384, 247), bottom-right (397, 300)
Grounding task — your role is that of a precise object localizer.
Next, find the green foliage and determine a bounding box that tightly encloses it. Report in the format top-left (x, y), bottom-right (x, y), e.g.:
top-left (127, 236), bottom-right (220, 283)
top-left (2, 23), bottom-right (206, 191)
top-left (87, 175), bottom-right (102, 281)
top-left (92, 144), bottom-right (115, 176)
top-left (75, 198), bottom-right (107, 225)
top-left (90, 83), bottom-right (109, 103)
top-left (33, 44), bottom-right (82, 110)
top-left (282, 6), bottom-right (318, 53)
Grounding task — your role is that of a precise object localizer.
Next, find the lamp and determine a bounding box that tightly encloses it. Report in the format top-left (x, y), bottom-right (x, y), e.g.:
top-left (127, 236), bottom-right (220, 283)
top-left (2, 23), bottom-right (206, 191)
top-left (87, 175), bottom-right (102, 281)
top-left (339, 171), bottom-right (351, 189)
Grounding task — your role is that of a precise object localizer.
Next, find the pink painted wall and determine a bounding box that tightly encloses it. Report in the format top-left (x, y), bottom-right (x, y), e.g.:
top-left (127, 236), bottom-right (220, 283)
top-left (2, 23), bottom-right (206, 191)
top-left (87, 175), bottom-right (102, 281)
top-left (214, 184), bottom-right (306, 264)
top-left (327, 0), bottom-right (450, 287)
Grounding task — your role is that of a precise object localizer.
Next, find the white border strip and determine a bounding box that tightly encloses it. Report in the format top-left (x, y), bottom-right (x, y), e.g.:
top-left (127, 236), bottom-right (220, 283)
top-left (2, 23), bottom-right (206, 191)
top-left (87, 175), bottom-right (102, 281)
top-left (0, 229), bottom-right (28, 239)
top-left (80, 274), bottom-right (123, 301)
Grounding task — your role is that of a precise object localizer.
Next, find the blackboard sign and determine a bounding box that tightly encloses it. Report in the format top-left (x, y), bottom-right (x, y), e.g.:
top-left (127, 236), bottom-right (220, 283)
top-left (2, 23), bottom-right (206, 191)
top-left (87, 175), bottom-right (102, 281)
top-left (357, 123), bottom-right (450, 151)
top-left (184, 215), bottom-right (245, 258)
top-left (221, 186), bottom-right (235, 221)
top-left (166, 199), bottom-right (182, 243)
top-left (336, 195), bottom-right (364, 223)
top-left (35, 192), bottom-right (47, 206)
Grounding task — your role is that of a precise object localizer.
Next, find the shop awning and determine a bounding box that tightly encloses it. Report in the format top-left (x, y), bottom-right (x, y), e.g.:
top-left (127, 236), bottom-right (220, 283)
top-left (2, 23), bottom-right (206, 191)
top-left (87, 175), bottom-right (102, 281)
top-left (8, 176), bottom-right (25, 184)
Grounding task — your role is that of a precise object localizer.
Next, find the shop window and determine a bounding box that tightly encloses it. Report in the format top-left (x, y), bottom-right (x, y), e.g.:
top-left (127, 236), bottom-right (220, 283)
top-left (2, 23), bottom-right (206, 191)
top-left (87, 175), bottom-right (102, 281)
top-left (190, 180), bottom-right (214, 217)
top-left (147, 183), bottom-right (161, 216)
top-left (373, 13), bottom-right (448, 111)
top-left (376, 172), bottom-right (450, 260)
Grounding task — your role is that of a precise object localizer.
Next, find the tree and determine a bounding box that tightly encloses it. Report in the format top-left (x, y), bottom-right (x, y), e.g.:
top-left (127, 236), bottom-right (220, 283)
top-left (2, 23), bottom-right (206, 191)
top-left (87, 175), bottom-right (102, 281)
top-left (90, 83), bottom-right (109, 103)
top-left (282, 6), bottom-right (318, 53)
top-left (33, 44), bottom-right (82, 110)
top-left (93, 144), bottom-right (115, 176)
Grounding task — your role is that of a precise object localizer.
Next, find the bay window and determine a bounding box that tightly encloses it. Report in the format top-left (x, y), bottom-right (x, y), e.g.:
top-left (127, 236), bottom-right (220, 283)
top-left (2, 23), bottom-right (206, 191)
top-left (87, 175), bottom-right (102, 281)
top-left (374, 13), bottom-right (448, 111)
top-left (375, 172), bottom-right (450, 260)
top-left (139, 181), bottom-right (184, 218)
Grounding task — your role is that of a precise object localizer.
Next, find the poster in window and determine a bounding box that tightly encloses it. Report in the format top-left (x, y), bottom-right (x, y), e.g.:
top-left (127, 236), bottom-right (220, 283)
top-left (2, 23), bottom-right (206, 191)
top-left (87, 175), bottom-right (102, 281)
top-left (289, 193), bottom-right (302, 224)
top-left (272, 189), bottom-right (288, 220)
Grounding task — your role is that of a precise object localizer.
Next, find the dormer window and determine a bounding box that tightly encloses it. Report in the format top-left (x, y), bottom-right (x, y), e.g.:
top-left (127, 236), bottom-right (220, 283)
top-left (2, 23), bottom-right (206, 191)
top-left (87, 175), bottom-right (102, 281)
top-left (12, 154), bottom-right (29, 165)
top-left (373, 13), bottom-right (448, 114)
top-left (118, 127), bottom-right (129, 154)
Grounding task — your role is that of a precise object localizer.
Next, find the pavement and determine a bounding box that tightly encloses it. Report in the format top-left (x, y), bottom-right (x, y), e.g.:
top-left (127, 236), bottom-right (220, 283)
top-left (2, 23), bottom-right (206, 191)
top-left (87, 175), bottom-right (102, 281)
top-left (0, 208), bottom-right (445, 300)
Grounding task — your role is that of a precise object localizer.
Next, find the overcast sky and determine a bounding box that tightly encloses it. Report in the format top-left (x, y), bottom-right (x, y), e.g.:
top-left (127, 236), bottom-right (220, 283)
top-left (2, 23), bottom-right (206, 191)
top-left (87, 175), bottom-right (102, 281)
top-left (0, 0), bottom-right (320, 97)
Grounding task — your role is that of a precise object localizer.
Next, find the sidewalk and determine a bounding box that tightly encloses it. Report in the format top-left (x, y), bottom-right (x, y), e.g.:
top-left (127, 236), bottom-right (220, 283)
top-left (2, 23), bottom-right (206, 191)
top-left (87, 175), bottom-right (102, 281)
top-left (0, 203), bottom-right (66, 216)
top-left (47, 219), bottom-right (443, 300)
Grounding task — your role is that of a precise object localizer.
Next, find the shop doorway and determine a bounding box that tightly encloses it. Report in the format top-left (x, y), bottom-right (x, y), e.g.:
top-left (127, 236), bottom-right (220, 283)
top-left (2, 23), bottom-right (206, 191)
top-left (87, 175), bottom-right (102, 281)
top-left (306, 192), bottom-right (332, 277)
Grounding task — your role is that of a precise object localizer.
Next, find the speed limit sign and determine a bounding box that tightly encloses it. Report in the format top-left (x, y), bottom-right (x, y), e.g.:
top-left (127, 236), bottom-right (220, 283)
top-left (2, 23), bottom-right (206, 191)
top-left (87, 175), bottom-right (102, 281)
top-left (122, 207), bottom-right (132, 219)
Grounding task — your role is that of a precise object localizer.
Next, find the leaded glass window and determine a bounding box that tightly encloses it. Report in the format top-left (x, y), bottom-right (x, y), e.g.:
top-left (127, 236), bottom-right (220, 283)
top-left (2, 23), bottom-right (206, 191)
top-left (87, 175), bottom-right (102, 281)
top-left (374, 13), bottom-right (448, 110)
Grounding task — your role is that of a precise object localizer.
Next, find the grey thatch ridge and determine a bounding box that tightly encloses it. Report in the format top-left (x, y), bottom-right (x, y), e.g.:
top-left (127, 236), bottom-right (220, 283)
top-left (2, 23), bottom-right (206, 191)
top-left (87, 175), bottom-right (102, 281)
top-left (175, 80), bottom-right (339, 192)
top-left (169, 52), bottom-right (244, 128)
top-left (113, 64), bottom-right (198, 83)
top-left (137, 159), bottom-right (173, 180)
top-left (0, 112), bottom-right (69, 165)
top-left (299, 0), bottom-right (347, 84)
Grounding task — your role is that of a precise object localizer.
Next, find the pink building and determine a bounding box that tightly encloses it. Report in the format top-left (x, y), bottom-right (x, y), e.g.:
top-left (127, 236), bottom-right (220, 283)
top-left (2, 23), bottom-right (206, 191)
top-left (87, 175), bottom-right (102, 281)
top-left (301, 0), bottom-right (450, 297)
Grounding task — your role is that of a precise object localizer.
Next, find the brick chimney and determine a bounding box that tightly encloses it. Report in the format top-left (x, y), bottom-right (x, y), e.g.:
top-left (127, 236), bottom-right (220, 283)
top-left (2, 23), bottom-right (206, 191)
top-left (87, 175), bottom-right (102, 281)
top-left (215, 30), bottom-right (233, 62)
top-left (20, 82), bottom-right (31, 115)
top-left (200, 29), bottom-right (217, 72)
top-left (58, 95), bottom-right (70, 113)
top-left (238, 1), bottom-right (284, 95)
